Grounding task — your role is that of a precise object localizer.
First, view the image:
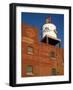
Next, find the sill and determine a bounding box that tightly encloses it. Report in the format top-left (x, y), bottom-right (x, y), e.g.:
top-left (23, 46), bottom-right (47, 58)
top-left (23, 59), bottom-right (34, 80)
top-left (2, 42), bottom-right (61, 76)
top-left (50, 57), bottom-right (56, 60)
top-left (26, 72), bottom-right (34, 76)
top-left (27, 53), bottom-right (33, 55)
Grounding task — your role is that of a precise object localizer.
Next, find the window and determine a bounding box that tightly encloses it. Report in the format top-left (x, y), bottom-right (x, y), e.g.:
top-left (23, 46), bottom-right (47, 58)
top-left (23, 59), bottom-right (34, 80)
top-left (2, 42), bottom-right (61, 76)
top-left (26, 65), bottom-right (32, 73)
top-left (49, 51), bottom-right (56, 59)
top-left (27, 46), bottom-right (33, 55)
top-left (52, 68), bottom-right (57, 75)
top-left (26, 65), bottom-right (33, 75)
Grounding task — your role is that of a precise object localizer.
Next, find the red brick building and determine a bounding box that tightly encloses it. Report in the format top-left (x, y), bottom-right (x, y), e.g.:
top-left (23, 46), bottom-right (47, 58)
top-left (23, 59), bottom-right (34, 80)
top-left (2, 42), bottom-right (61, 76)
top-left (21, 23), bottom-right (64, 77)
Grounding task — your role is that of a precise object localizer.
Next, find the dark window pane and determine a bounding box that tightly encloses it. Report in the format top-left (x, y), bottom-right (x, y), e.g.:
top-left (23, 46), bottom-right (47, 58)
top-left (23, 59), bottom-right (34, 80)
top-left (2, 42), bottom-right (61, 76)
top-left (52, 68), bottom-right (57, 75)
top-left (49, 51), bottom-right (56, 59)
top-left (26, 65), bottom-right (32, 73)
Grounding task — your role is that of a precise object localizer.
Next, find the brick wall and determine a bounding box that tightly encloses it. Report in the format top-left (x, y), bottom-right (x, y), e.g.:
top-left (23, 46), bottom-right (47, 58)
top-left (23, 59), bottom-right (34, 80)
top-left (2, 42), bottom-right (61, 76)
top-left (21, 23), bottom-right (64, 77)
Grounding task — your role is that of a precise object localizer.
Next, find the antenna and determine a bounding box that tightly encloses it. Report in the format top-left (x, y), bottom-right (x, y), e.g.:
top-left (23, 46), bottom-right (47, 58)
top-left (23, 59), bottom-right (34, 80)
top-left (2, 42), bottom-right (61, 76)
top-left (46, 16), bottom-right (51, 23)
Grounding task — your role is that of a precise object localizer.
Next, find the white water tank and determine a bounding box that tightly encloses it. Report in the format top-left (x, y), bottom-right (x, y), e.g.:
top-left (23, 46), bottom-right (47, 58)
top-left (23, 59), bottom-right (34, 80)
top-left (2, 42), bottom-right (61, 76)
top-left (42, 19), bottom-right (57, 39)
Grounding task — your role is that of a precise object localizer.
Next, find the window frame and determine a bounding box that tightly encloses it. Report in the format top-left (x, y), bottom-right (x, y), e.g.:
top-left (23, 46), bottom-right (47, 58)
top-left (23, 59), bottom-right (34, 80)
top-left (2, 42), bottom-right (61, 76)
top-left (27, 46), bottom-right (34, 55)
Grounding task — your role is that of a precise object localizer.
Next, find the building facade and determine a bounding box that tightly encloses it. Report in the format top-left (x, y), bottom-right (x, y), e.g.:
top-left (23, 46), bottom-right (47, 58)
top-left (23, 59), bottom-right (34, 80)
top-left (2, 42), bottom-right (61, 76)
top-left (21, 23), bottom-right (64, 77)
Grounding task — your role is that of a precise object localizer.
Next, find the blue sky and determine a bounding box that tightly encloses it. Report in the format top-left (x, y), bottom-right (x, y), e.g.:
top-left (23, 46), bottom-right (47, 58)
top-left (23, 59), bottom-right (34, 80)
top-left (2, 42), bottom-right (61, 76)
top-left (22, 12), bottom-right (64, 48)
